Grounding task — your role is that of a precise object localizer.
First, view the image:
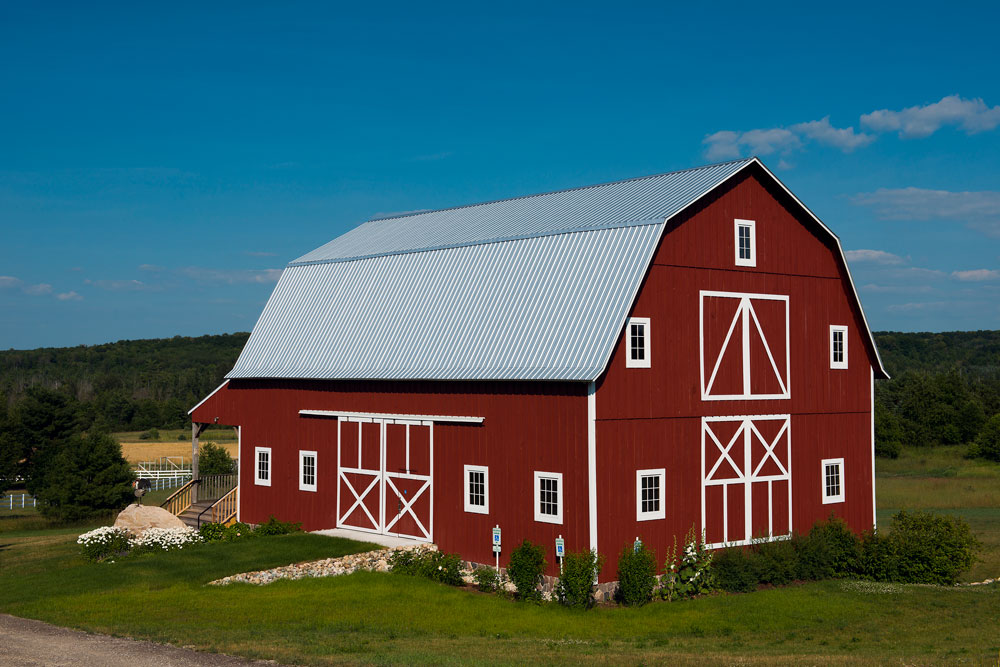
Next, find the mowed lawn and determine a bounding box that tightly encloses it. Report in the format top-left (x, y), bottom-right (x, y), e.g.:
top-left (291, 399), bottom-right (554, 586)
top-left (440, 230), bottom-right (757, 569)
top-left (0, 446), bottom-right (996, 665)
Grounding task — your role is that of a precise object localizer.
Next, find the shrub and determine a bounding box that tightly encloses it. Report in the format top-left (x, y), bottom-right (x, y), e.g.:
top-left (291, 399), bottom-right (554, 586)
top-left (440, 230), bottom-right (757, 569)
top-left (388, 548), bottom-right (464, 586)
top-left (795, 516), bottom-right (860, 580)
top-left (138, 428), bottom-right (159, 441)
top-left (616, 540), bottom-right (657, 606)
top-left (751, 538), bottom-right (797, 586)
top-left (35, 431), bottom-right (134, 522)
top-left (77, 526), bottom-right (131, 562)
top-left (129, 527), bottom-right (202, 554)
top-left (253, 515), bottom-right (302, 536)
top-left (473, 565), bottom-right (502, 593)
top-left (199, 441), bottom-right (236, 475)
top-left (507, 540), bottom-right (546, 602)
top-left (555, 549), bottom-right (604, 608)
top-left (198, 522), bottom-right (228, 542)
top-left (860, 510), bottom-right (978, 585)
top-left (712, 546), bottom-right (758, 593)
top-left (661, 528), bottom-right (714, 600)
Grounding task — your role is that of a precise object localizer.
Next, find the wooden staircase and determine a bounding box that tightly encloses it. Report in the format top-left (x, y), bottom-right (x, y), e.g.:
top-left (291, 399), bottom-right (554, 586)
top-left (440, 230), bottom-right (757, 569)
top-left (162, 474), bottom-right (239, 529)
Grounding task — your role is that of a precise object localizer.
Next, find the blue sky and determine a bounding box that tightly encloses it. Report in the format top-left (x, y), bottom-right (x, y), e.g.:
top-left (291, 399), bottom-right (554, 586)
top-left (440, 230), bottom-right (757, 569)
top-left (1, 1), bottom-right (998, 349)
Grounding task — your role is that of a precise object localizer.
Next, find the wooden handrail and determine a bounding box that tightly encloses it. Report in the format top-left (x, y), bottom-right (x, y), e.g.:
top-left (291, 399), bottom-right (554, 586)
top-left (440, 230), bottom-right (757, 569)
top-left (210, 486), bottom-right (238, 525)
top-left (161, 480), bottom-right (194, 516)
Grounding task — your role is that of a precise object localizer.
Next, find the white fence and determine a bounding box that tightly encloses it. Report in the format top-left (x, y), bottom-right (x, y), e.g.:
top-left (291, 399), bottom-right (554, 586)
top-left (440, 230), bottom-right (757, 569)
top-left (145, 476), bottom-right (191, 492)
top-left (134, 456), bottom-right (193, 480)
top-left (2, 493), bottom-right (36, 511)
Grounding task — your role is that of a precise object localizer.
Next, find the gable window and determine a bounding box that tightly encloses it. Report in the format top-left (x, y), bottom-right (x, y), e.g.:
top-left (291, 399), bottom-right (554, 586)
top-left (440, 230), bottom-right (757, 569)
top-left (299, 450), bottom-right (317, 492)
top-left (626, 317), bottom-right (651, 368)
top-left (534, 471), bottom-right (563, 524)
top-left (463, 464), bottom-right (489, 514)
top-left (636, 468), bottom-right (666, 521)
top-left (734, 219), bottom-right (756, 267)
top-left (822, 458), bottom-right (845, 504)
top-left (830, 325), bottom-right (848, 369)
top-left (255, 447), bottom-right (271, 487)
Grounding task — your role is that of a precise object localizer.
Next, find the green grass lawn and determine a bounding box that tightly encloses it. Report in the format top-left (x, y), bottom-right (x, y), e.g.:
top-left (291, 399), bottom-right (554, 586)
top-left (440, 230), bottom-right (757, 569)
top-left (0, 445), bottom-right (996, 664)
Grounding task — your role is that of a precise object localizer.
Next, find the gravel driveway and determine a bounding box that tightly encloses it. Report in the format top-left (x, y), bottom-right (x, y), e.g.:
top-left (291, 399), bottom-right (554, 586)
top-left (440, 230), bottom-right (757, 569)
top-left (0, 614), bottom-right (287, 666)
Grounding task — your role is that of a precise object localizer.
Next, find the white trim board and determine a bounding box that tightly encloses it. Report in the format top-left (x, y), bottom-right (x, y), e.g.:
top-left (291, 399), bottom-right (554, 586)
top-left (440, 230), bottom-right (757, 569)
top-left (188, 380), bottom-right (229, 416)
top-left (463, 464), bottom-right (489, 515)
top-left (300, 409), bottom-right (483, 424)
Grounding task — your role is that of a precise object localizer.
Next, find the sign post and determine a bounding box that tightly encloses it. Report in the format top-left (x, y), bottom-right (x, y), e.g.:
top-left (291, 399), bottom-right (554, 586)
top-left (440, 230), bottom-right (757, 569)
top-left (555, 535), bottom-right (565, 575)
top-left (492, 525), bottom-right (501, 571)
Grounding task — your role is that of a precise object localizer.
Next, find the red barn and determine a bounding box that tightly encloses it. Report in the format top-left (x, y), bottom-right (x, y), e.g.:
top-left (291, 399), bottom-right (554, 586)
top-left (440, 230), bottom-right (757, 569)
top-left (190, 157), bottom-right (887, 581)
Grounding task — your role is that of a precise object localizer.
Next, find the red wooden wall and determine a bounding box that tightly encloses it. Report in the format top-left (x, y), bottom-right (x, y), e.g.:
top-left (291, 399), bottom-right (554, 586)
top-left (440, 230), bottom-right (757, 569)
top-left (594, 168), bottom-right (877, 580)
top-left (192, 379), bottom-right (588, 576)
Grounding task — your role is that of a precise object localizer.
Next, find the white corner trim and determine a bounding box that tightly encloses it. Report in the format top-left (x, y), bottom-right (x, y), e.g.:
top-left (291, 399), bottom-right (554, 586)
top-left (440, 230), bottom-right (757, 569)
top-left (587, 382), bottom-right (597, 551)
top-left (870, 367), bottom-right (876, 530)
top-left (734, 218), bottom-right (756, 267)
top-left (830, 325), bottom-right (849, 370)
top-left (188, 379), bottom-right (230, 416)
top-left (821, 457), bottom-right (845, 504)
top-left (463, 464), bottom-right (489, 514)
top-left (534, 470), bottom-right (564, 525)
top-left (636, 468), bottom-right (666, 521)
top-left (236, 425), bottom-right (242, 522)
top-left (254, 446), bottom-right (272, 487)
top-left (299, 409), bottom-right (483, 424)
top-left (625, 317), bottom-right (651, 368)
top-left (299, 450), bottom-right (318, 492)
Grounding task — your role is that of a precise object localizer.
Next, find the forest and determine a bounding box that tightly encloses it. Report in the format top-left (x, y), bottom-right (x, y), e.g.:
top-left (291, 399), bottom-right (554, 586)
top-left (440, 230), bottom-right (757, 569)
top-left (0, 329), bottom-right (998, 460)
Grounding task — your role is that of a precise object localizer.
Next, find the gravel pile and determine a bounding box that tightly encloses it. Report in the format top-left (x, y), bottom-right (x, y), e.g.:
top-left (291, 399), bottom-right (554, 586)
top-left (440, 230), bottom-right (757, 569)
top-left (209, 543), bottom-right (438, 586)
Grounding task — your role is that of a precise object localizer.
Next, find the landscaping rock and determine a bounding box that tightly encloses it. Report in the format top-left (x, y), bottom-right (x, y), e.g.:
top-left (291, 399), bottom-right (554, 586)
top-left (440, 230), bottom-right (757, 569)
top-left (113, 504), bottom-right (186, 536)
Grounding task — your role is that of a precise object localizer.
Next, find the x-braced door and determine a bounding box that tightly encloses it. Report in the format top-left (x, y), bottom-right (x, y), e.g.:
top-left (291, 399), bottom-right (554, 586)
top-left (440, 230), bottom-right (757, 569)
top-left (701, 415), bottom-right (791, 548)
top-left (336, 417), bottom-right (433, 542)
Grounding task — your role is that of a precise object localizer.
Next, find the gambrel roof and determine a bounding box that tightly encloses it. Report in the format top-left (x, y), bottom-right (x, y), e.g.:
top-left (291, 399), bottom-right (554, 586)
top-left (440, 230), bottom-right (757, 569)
top-left (227, 158), bottom-right (888, 381)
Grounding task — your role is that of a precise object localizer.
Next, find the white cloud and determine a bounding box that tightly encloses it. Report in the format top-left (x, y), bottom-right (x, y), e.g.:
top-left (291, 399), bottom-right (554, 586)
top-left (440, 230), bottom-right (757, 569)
top-left (0, 276), bottom-right (60, 297)
top-left (850, 187), bottom-right (1000, 237)
top-left (861, 95), bottom-right (1000, 138)
top-left (789, 117), bottom-right (875, 152)
top-left (952, 269), bottom-right (1000, 281)
top-left (138, 264), bottom-right (164, 271)
top-left (703, 128), bottom-right (801, 160)
top-left (887, 301), bottom-right (953, 312)
top-left (0, 276), bottom-right (21, 289)
top-left (179, 267), bottom-right (282, 285)
top-left (85, 278), bottom-right (149, 291)
top-left (862, 283), bottom-right (936, 294)
top-left (56, 291), bottom-right (83, 301)
top-left (23, 283), bottom-right (53, 296)
top-left (845, 249), bottom-right (904, 265)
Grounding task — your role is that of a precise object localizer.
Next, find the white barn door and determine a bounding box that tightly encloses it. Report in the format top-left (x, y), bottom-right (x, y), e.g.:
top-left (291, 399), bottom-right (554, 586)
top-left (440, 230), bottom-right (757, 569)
top-left (336, 417), bottom-right (434, 542)
top-left (701, 415), bottom-right (791, 548)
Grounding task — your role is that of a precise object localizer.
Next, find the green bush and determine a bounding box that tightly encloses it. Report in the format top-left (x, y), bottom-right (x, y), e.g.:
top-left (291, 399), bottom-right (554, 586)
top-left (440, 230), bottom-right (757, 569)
top-left (860, 510), bottom-right (978, 585)
top-left (472, 565), bottom-right (502, 593)
top-left (35, 431), bottom-right (135, 522)
top-left (138, 428), bottom-right (159, 441)
top-left (253, 515), bottom-right (302, 536)
top-left (388, 549), bottom-right (464, 586)
top-left (615, 540), bottom-right (657, 606)
top-left (198, 441), bottom-right (236, 475)
top-left (198, 521), bottom-right (252, 542)
top-left (751, 538), bottom-right (797, 586)
top-left (507, 540), bottom-right (546, 602)
top-left (555, 549), bottom-right (603, 608)
top-left (661, 528), bottom-right (714, 600)
top-left (795, 516), bottom-right (861, 579)
top-left (972, 413), bottom-right (1000, 462)
top-left (712, 546), bottom-right (758, 593)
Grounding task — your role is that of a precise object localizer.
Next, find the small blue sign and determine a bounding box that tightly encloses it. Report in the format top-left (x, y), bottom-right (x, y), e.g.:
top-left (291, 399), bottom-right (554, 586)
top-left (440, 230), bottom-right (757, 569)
top-left (555, 537), bottom-right (565, 558)
top-left (492, 526), bottom-right (501, 552)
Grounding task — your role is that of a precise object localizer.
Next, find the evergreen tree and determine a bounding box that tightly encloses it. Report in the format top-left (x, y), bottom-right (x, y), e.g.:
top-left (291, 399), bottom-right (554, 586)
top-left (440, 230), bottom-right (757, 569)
top-left (14, 387), bottom-right (80, 495)
top-left (34, 431), bottom-right (135, 521)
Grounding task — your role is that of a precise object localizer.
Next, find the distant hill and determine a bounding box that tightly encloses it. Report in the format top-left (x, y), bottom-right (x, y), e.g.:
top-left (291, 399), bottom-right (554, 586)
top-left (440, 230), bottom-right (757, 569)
top-left (875, 330), bottom-right (1000, 377)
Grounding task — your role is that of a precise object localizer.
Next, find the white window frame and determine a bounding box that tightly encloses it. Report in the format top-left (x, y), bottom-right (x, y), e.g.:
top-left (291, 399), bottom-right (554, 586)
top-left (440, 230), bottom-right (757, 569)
top-left (254, 446), bottom-right (271, 487)
top-left (636, 468), bottom-right (666, 521)
top-left (830, 325), bottom-right (848, 369)
top-left (533, 470), bottom-right (563, 524)
top-left (822, 457), bottom-right (845, 504)
top-left (299, 450), bottom-right (317, 492)
top-left (463, 464), bottom-right (489, 514)
top-left (626, 317), bottom-right (651, 368)
top-left (734, 219), bottom-right (756, 267)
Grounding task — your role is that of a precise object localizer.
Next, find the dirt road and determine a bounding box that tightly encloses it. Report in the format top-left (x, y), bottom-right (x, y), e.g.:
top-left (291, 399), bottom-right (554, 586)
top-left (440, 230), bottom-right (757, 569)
top-left (0, 614), bottom-right (285, 666)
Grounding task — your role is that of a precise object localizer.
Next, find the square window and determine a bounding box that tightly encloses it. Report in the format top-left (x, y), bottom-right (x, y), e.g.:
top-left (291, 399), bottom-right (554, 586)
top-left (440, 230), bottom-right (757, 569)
top-left (255, 447), bottom-right (271, 487)
top-left (464, 464), bottom-right (489, 514)
top-left (822, 458), bottom-right (845, 504)
top-left (299, 450), bottom-right (317, 492)
top-left (830, 325), bottom-right (848, 369)
top-left (636, 468), bottom-right (666, 521)
top-left (533, 471), bottom-right (563, 524)
top-left (626, 317), bottom-right (651, 368)
top-left (734, 219), bottom-right (756, 267)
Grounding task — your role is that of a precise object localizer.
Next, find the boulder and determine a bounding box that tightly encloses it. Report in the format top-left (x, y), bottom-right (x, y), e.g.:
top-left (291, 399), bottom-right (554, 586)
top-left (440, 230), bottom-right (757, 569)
top-left (114, 503), bottom-right (186, 536)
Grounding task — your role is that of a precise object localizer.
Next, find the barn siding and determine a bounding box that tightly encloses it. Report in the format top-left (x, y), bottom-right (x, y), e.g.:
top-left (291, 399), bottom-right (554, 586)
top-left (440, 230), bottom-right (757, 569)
top-left (594, 172), bottom-right (876, 579)
top-left (192, 380), bottom-right (588, 577)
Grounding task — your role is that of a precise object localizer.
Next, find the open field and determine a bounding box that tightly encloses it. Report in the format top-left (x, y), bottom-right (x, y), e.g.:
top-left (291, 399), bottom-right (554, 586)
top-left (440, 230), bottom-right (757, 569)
top-left (115, 429), bottom-right (238, 464)
top-left (0, 530), bottom-right (997, 665)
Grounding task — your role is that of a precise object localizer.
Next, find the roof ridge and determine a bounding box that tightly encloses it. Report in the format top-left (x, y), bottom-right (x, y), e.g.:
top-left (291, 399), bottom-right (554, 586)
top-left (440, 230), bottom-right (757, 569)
top-left (365, 157), bottom-right (755, 223)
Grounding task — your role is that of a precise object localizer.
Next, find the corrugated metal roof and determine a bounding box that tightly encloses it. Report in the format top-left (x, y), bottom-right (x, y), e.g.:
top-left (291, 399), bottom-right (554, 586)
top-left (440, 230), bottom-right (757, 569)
top-left (291, 158), bottom-right (754, 266)
top-left (228, 157), bottom-right (788, 382)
